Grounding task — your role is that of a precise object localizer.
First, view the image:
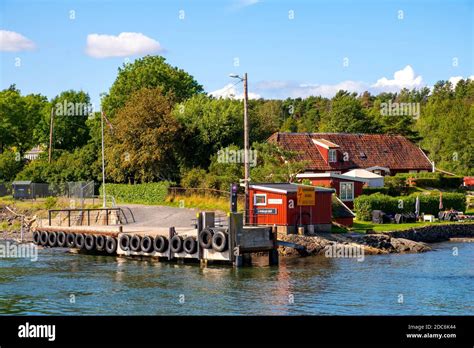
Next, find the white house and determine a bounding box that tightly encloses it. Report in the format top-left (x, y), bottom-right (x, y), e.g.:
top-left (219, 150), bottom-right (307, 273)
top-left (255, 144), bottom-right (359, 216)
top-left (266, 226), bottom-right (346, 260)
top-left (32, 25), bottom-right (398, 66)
top-left (343, 169), bottom-right (384, 187)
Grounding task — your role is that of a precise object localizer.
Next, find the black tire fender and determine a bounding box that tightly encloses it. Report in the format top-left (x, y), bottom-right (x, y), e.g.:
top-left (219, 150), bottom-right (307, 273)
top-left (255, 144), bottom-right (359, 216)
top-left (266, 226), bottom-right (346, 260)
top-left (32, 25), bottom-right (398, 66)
top-left (66, 233), bottom-right (76, 248)
top-left (212, 231), bottom-right (228, 252)
top-left (40, 231), bottom-right (49, 246)
top-left (84, 234), bottom-right (95, 251)
top-left (105, 237), bottom-right (117, 254)
top-left (47, 232), bottom-right (57, 247)
top-left (75, 233), bottom-right (85, 249)
top-left (140, 236), bottom-right (153, 253)
top-left (198, 228), bottom-right (213, 249)
top-left (183, 237), bottom-right (197, 254)
top-left (130, 235), bottom-right (141, 252)
top-left (57, 231), bottom-right (66, 247)
top-left (153, 236), bottom-right (168, 253)
top-left (170, 235), bottom-right (183, 253)
top-left (119, 234), bottom-right (130, 251)
top-left (32, 231), bottom-right (41, 245)
top-left (95, 235), bottom-right (106, 251)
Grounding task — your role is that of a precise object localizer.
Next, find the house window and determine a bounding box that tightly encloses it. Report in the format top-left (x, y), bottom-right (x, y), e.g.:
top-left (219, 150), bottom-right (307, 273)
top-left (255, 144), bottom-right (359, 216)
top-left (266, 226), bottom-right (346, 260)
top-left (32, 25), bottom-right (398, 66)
top-left (254, 194), bottom-right (267, 206)
top-left (328, 149), bottom-right (337, 163)
top-left (340, 182), bottom-right (354, 201)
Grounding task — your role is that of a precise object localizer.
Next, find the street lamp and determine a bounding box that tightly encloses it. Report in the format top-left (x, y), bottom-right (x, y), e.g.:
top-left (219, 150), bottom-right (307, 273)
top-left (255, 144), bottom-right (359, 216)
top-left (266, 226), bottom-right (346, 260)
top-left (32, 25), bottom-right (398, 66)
top-left (229, 73), bottom-right (250, 222)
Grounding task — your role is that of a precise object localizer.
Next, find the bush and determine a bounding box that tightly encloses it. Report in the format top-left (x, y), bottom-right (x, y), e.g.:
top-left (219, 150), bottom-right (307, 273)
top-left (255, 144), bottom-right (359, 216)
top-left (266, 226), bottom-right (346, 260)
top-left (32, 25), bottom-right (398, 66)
top-left (100, 182), bottom-right (171, 204)
top-left (43, 196), bottom-right (57, 210)
top-left (394, 173), bottom-right (463, 189)
top-left (354, 192), bottom-right (466, 221)
top-left (180, 168), bottom-right (207, 188)
top-left (384, 176), bottom-right (407, 196)
top-left (362, 187), bottom-right (389, 195)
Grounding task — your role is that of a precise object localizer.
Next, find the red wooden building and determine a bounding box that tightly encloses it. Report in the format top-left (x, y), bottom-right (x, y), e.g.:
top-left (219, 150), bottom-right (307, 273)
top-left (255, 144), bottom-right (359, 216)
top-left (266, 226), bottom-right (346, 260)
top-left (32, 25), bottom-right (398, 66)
top-left (295, 172), bottom-right (366, 209)
top-left (248, 183), bottom-right (334, 234)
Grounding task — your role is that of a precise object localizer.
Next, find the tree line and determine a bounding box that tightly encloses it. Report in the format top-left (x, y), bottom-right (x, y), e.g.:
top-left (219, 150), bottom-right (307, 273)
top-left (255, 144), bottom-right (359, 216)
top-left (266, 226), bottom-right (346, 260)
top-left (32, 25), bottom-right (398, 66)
top-left (1, 55), bottom-right (473, 190)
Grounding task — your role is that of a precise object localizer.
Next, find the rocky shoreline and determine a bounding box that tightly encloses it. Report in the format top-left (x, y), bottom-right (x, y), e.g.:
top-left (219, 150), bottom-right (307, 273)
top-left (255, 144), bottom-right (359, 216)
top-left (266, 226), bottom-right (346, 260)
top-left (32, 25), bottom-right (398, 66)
top-left (278, 223), bottom-right (474, 257)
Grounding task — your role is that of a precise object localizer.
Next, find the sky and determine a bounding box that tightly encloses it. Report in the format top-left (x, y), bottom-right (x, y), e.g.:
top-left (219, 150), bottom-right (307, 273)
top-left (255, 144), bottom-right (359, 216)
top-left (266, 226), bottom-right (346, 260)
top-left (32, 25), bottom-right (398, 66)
top-left (1, 0), bottom-right (473, 108)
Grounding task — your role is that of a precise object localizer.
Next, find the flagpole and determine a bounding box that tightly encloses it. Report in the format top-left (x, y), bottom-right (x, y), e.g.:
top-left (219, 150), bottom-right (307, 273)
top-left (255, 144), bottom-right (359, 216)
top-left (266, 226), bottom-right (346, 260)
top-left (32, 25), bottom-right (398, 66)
top-left (101, 111), bottom-right (106, 208)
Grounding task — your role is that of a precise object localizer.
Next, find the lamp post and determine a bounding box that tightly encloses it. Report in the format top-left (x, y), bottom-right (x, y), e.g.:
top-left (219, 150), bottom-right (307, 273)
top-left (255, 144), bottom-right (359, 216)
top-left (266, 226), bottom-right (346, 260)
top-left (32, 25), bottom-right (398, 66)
top-left (229, 73), bottom-right (249, 222)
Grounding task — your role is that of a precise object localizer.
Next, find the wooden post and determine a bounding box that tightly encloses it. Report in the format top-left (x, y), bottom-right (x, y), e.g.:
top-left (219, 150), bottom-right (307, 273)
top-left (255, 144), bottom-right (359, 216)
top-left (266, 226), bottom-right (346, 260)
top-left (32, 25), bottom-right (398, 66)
top-left (48, 108), bottom-right (54, 163)
top-left (269, 225), bottom-right (279, 266)
top-left (48, 211), bottom-right (52, 226)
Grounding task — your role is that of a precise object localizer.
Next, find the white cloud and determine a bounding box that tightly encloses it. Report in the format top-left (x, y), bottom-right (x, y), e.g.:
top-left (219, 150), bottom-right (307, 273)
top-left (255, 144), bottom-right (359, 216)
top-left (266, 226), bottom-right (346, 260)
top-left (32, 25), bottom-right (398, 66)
top-left (293, 80), bottom-right (367, 98)
top-left (231, 0), bottom-right (260, 9)
top-left (448, 75), bottom-right (474, 87)
top-left (0, 30), bottom-right (35, 52)
top-left (86, 32), bottom-right (163, 58)
top-left (371, 65), bottom-right (423, 92)
top-left (448, 76), bottom-right (463, 87)
top-left (253, 65), bottom-right (426, 99)
top-left (210, 83), bottom-right (261, 99)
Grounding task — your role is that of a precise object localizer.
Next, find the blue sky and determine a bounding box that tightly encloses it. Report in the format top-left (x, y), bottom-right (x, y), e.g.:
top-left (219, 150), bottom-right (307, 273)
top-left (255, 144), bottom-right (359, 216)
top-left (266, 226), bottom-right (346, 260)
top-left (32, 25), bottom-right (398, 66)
top-left (1, 0), bottom-right (473, 107)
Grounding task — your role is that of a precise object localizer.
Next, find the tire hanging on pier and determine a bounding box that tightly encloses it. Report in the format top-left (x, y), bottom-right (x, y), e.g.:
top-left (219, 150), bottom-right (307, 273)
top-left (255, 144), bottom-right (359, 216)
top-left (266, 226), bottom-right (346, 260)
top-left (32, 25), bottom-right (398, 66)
top-left (170, 235), bottom-right (183, 253)
top-left (130, 235), bottom-right (141, 252)
top-left (211, 231), bottom-right (228, 252)
top-left (153, 236), bottom-right (168, 253)
top-left (119, 234), bottom-right (130, 251)
top-left (140, 236), bottom-right (153, 253)
top-left (75, 233), bottom-right (85, 249)
top-left (84, 234), bottom-right (95, 251)
top-left (183, 237), bottom-right (197, 254)
top-left (66, 233), bottom-right (76, 248)
top-left (95, 235), bottom-right (106, 251)
top-left (198, 228), bottom-right (214, 249)
top-left (48, 232), bottom-right (57, 247)
top-left (40, 231), bottom-right (49, 246)
top-left (57, 231), bottom-right (66, 247)
top-left (32, 231), bottom-right (40, 245)
top-left (105, 237), bottom-right (117, 254)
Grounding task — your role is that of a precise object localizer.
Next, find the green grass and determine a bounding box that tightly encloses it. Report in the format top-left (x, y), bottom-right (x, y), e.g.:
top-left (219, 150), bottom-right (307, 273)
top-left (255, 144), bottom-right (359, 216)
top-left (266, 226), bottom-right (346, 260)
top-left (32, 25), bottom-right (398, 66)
top-left (351, 219), bottom-right (474, 233)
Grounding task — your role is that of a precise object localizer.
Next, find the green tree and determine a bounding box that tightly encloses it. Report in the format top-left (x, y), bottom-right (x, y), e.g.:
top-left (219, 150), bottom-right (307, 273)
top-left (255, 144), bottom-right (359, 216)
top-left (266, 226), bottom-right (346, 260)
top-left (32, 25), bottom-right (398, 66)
top-left (321, 91), bottom-right (372, 133)
top-left (105, 87), bottom-right (182, 183)
top-left (0, 150), bottom-right (24, 181)
top-left (0, 85), bottom-right (48, 154)
top-left (173, 95), bottom-right (244, 169)
top-left (102, 55), bottom-right (203, 118)
top-left (35, 90), bottom-right (92, 152)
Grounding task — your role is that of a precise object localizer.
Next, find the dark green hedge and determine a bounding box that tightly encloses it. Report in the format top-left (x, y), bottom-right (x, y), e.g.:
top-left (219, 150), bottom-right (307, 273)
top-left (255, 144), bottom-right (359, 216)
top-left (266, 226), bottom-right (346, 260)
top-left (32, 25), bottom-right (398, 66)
top-left (354, 192), bottom-right (466, 221)
top-left (362, 187), bottom-right (389, 195)
top-left (100, 182), bottom-right (171, 204)
top-left (395, 173), bottom-right (463, 189)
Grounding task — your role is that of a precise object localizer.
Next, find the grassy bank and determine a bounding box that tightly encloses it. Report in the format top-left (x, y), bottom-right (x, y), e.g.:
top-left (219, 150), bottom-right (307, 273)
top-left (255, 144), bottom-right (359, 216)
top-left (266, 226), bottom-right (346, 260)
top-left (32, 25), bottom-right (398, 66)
top-left (351, 220), bottom-right (474, 233)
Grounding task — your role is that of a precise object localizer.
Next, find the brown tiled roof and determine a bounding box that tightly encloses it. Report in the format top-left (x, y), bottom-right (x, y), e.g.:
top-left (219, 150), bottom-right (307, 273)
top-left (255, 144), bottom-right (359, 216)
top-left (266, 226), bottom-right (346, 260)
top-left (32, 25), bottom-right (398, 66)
top-left (268, 132), bottom-right (432, 172)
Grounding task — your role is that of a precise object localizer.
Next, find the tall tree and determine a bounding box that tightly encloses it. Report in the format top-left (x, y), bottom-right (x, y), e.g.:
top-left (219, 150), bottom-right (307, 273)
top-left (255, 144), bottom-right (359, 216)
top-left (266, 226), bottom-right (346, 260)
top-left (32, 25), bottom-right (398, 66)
top-left (321, 90), bottom-right (372, 133)
top-left (102, 55), bottom-right (203, 118)
top-left (0, 85), bottom-right (48, 154)
top-left (105, 87), bottom-right (182, 183)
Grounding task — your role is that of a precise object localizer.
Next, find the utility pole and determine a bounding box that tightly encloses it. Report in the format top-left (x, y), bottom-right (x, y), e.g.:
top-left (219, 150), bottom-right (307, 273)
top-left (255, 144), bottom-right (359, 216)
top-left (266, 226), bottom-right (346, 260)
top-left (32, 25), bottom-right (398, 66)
top-left (101, 111), bottom-right (107, 208)
top-left (48, 108), bottom-right (54, 163)
top-left (243, 73), bottom-right (250, 223)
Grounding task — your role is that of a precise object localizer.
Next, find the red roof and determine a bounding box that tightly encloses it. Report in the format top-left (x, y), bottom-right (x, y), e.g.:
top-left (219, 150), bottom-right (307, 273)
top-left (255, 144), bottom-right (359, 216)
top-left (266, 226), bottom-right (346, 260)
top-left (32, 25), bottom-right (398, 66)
top-left (268, 132), bottom-right (432, 172)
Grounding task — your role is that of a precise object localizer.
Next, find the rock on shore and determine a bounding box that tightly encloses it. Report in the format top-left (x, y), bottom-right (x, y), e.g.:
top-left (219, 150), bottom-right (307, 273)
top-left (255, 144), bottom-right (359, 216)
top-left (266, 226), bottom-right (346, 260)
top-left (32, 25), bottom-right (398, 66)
top-left (278, 233), bottom-right (431, 257)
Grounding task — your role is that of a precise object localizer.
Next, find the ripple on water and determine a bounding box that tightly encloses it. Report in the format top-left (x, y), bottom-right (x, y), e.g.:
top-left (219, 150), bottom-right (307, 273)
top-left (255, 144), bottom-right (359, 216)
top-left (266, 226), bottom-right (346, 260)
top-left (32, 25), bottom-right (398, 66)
top-left (0, 241), bottom-right (472, 315)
